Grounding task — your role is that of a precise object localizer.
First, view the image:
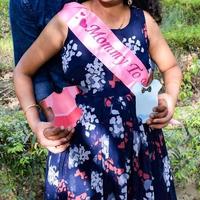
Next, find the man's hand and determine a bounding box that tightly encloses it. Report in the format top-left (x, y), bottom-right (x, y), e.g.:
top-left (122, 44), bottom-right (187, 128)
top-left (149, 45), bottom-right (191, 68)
top-left (35, 121), bottom-right (75, 153)
top-left (147, 93), bottom-right (175, 129)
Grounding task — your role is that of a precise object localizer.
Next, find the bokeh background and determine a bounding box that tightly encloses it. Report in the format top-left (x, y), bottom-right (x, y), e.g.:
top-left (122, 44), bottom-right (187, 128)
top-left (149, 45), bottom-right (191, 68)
top-left (0, 0), bottom-right (200, 199)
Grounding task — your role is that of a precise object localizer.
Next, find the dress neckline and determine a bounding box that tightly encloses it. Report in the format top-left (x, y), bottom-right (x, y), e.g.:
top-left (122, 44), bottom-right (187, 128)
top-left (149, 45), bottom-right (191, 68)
top-left (111, 7), bottom-right (133, 32)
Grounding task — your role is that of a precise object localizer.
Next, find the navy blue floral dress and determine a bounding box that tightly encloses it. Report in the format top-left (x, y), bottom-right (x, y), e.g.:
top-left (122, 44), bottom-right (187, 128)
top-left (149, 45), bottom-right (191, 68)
top-left (45, 5), bottom-right (177, 200)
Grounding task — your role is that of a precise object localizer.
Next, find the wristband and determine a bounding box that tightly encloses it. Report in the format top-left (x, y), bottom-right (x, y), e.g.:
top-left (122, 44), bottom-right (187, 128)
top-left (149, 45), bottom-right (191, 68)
top-left (24, 104), bottom-right (40, 115)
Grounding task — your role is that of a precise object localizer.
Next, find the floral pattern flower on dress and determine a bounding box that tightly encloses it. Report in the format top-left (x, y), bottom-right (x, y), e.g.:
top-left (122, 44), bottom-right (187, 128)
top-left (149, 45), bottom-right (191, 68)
top-left (80, 58), bottom-right (106, 94)
top-left (100, 134), bottom-right (110, 159)
top-left (143, 180), bottom-right (155, 200)
top-left (109, 109), bottom-right (125, 138)
top-left (91, 171), bottom-right (103, 195)
top-left (122, 36), bottom-right (145, 54)
top-left (47, 165), bottom-right (59, 187)
top-left (116, 159), bottom-right (131, 199)
top-left (79, 104), bottom-right (99, 137)
top-left (118, 96), bottom-right (127, 110)
top-left (163, 156), bottom-right (173, 192)
top-left (62, 40), bottom-right (82, 73)
top-left (57, 179), bottom-right (68, 193)
top-left (68, 144), bottom-right (91, 169)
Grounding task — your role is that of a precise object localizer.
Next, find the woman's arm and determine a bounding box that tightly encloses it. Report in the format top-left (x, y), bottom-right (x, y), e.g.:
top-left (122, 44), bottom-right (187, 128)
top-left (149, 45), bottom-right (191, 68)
top-left (14, 14), bottom-right (73, 152)
top-left (144, 12), bottom-right (183, 129)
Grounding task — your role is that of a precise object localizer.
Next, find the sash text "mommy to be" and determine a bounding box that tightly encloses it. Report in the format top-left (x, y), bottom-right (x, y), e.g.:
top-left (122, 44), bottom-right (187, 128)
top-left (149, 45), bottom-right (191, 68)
top-left (85, 24), bottom-right (144, 79)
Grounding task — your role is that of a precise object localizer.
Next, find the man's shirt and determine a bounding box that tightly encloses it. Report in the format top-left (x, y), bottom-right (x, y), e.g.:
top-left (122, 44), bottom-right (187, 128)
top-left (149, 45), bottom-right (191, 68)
top-left (10, 0), bottom-right (71, 102)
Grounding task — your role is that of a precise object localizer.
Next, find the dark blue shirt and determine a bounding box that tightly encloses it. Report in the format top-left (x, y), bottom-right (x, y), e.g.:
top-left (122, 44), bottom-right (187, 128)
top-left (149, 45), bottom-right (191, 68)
top-left (9, 0), bottom-right (72, 102)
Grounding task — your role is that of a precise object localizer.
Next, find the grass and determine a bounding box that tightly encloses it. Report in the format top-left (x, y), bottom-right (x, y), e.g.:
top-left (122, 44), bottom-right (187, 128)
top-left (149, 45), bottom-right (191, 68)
top-left (0, 37), bottom-right (13, 73)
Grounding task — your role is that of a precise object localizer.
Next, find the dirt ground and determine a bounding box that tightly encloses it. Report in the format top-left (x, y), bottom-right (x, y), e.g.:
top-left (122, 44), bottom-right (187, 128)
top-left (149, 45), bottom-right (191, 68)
top-left (176, 184), bottom-right (200, 200)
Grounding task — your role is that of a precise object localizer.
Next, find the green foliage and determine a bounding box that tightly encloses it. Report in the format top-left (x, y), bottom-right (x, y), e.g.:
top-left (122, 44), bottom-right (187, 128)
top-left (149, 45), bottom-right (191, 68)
top-left (161, 0), bottom-right (200, 52)
top-left (162, 3), bottom-right (200, 30)
top-left (0, 0), bottom-right (9, 39)
top-left (0, 0), bottom-right (13, 72)
top-left (163, 0), bottom-right (200, 8)
top-left (164, 103), bottom-right (200, 188)
top-left (179, 58), bottom-right (200, 102)
top-left (0, 37), bottom-right (13, 72)
top-left (174, 103), bottom-right (200, 131)
top-left (163, 26), bottom-right (200, 51)
top-left (0, 107), bottom-right (47, 199)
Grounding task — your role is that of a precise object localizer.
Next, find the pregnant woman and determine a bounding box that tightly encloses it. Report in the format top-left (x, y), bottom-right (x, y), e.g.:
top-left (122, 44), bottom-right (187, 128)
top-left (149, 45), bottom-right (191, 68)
top-left (14, 0), bottom-right (182, 199)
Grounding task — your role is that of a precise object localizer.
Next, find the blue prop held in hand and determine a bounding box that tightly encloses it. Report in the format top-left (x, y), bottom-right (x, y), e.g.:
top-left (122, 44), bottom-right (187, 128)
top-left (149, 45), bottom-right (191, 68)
top-left (131, 79), bottom-right (162, 123)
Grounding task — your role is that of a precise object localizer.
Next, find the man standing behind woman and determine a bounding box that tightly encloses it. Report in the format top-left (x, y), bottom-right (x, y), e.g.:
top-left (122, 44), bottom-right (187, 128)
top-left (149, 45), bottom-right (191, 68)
top-left (10, 0), bottom-right (75, 153)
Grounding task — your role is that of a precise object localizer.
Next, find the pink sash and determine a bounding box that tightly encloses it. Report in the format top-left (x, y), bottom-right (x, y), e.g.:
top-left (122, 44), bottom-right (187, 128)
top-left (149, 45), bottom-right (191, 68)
top-left (42, 2), bottom-right (149, 128)
top-left (59, 2), bottom-right (149, 88)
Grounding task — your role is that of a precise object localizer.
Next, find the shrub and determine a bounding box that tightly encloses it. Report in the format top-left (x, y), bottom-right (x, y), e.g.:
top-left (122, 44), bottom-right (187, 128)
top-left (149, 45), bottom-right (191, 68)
top-left (0, 0), bottom-right (13, 72)
top-left (161, 0), bottom-right (200, 51)
top-left (0, 0), bottom-right (10, 39)
top-left (163, 26), bottom-right (200, 52)
top-left (164, 103), bottom-right (200, 188)
top-left (0, 107), bottom-right (47, 199)
top-left (179, 57), bottom-right (200, 103)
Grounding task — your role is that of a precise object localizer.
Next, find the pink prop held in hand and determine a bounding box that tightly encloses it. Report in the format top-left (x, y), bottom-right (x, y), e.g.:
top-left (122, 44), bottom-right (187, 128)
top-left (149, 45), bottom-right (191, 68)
top-left (41, 86), bottom-right (82, 128)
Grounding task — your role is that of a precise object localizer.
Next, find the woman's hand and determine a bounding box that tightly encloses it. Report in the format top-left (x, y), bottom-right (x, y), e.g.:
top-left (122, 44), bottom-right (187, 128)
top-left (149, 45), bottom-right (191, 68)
top-left (147, 93), bottom-right (175, 129)
top-left (34, 121), bottom-right (75, 153)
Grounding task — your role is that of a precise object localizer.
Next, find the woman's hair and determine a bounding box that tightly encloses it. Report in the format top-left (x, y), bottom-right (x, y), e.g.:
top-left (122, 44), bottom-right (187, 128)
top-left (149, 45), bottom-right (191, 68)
top-left (125, 0), bottom-right (162, 24)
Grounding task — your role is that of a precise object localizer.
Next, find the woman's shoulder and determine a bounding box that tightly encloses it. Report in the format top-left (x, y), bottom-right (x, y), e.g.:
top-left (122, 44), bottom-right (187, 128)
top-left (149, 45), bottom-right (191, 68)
top-left (143, 11), bottom-right (157, 24)
top-left (50, 13), bottom-right (68, 34)
top-left (143, 10), bottom-right (160, 35)
top-left (42, 12), bottom-right (69, 47)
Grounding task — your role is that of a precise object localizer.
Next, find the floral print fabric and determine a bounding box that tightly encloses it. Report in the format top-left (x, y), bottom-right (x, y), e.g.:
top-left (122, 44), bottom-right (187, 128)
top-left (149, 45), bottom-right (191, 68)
top-left (45, 6), bottom-right (177, 200)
